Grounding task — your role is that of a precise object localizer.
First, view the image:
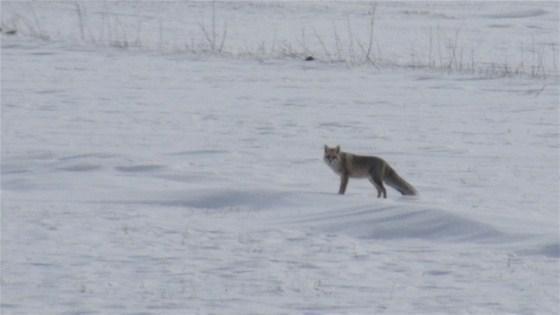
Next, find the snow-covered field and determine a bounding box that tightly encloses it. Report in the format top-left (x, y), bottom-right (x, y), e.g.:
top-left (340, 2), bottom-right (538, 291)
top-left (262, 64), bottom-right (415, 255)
top-left (2, 2), bottom-right (559, 314)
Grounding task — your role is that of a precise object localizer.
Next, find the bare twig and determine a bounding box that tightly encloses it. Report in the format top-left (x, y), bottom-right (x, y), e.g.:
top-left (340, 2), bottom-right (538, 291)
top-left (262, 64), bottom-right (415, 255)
top-left (346, 16), bottom-right (355, 63)
top-left (75, 1), bottom-right (85, 41)
top-left (364, 3), bottom-right (377, 64)
top-left (332, 22), bottom-right (343, 61)
top-left (312, 27), bottom-right (331, 60)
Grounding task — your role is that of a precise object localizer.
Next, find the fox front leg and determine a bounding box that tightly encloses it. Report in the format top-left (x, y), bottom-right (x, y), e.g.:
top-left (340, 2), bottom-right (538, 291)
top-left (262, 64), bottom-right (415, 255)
top-left (339, 174), bottom-right (349, 194)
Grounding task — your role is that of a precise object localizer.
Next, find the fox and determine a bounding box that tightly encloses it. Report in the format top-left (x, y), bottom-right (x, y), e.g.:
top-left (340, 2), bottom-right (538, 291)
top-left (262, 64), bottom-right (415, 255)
top-left (323, 145), bottom-right (417, 198)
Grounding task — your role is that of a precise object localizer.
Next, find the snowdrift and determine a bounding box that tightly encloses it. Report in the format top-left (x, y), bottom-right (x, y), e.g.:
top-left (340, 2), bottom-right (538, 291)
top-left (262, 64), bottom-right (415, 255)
top-left (110, 187), bottom-right (527, 246)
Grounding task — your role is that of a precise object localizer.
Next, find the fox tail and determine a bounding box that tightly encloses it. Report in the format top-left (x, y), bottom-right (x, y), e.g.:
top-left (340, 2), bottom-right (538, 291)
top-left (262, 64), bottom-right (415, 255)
top-left (384, 168), bottom-right (417, 196)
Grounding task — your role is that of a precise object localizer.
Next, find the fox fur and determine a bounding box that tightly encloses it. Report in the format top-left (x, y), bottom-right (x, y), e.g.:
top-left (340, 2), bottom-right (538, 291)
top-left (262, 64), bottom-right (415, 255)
top-left (324, 145), bottom-right (417, 198)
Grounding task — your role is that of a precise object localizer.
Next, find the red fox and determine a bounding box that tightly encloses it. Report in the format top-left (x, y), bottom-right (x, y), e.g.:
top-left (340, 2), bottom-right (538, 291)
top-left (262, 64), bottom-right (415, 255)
top-left (324, 145), bottom-right (417, 198)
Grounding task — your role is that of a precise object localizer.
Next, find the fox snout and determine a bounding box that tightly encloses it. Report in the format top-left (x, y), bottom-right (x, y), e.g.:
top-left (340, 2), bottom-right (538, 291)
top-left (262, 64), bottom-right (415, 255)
top-left (323, 145), bottom-right (340, 168)
top-left (324, 145), bottom-right (342, 166)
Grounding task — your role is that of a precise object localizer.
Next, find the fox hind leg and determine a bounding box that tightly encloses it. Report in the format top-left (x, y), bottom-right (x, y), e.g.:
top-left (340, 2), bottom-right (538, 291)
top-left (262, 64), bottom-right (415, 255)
top-left (369, 176), bottom-right (387, 198)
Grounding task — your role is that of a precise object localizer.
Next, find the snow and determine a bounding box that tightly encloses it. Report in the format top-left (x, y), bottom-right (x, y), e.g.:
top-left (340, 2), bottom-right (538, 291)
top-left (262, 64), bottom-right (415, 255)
top-left (1, 2), bottom-right (559, 314)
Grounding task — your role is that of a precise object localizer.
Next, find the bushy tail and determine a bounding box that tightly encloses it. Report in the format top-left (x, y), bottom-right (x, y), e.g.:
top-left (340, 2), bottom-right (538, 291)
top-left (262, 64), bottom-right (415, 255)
top-left (384, 168), bottom-right (417, 196)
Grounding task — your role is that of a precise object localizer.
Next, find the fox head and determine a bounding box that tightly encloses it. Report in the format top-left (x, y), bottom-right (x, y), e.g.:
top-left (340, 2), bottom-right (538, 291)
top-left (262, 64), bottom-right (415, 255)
top-left (323, 145), bottom-right (341, 165)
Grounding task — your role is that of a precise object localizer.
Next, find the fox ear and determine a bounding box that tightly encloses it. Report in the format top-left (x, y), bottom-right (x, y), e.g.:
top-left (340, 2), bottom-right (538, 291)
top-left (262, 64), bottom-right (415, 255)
top-left (335, 145), bottom-right (340, 153)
